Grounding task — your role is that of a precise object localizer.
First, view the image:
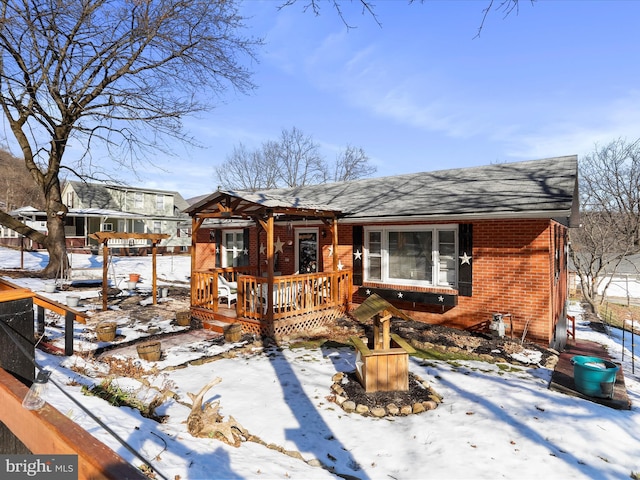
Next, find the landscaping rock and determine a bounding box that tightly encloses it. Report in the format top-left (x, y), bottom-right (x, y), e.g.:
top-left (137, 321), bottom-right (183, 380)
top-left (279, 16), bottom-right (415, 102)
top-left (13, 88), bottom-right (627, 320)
top-left (386, 403), bottom-right (399, 415)
top-left (371, 407), bottom-right (387, 418)
top-left (342, 401), bottom-right (356, 412)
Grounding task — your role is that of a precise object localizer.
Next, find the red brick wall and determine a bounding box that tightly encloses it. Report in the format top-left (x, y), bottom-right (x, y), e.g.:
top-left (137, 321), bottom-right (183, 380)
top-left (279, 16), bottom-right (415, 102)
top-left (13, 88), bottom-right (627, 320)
top-left (461, 218), bottom-right (554, 344)
top-left (341, 219), bottom-right (561, 345)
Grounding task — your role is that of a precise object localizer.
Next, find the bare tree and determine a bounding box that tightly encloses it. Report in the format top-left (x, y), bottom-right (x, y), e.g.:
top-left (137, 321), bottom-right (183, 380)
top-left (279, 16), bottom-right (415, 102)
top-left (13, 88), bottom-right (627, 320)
top-left (280, 0), bottom-right (533, 34)
top-left (215, 127), bottom-right (376, 190)
top-left (268, 127), bottom-right (326, 187)
top-left (0, 0), bottom-right (258, 277)
top-left (330, 144), bottom-right (376, 182)
top-left (570, 138), bottom-right (640, 313)
top-left (215, 143), bottom-right (281, 192)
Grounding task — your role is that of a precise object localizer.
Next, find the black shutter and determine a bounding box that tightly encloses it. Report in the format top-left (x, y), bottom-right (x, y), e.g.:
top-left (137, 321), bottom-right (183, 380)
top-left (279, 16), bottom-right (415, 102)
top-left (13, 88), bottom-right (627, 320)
top-left (215, 229), bottom-right (222, 268)
top-left (353, 226), bottom-right (363, 286)
top-left (458, 224), bottom-right (473, 297)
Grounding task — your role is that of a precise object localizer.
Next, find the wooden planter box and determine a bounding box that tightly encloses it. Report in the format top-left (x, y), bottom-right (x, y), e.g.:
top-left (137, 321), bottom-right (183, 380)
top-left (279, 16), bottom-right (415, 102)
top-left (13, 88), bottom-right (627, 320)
top-left (351, 334), bottom-right (415, 393)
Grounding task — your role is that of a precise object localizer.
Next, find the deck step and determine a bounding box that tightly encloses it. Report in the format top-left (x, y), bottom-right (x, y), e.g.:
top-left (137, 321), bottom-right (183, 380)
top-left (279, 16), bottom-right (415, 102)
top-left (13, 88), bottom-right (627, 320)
top-left (202, 319), bottom-right (232, 334)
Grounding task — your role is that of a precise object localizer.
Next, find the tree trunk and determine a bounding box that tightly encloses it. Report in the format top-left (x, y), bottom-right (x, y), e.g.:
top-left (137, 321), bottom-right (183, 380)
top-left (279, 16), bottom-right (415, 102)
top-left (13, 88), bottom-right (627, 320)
top-left (42, 213), bottom-right (69, 278)
top-left (39, 173), bottom-right (70, 278)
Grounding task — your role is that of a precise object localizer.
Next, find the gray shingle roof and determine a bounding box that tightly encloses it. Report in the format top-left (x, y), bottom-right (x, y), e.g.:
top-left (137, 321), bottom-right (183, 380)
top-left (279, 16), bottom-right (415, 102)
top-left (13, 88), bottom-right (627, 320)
top-left (265, 155), bottom-right (578, 222)
top-left (184, 190), bottom-right (341, 217)
top-left (69, 181), bottom-right (119, 209)
top-left (69, 181), bottom-right (189, 211)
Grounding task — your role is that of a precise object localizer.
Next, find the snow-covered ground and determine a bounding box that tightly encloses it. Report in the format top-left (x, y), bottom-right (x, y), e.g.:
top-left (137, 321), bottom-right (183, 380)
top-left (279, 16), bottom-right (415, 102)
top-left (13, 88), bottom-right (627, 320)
top-left (1, 247), bottom-right (640, 480)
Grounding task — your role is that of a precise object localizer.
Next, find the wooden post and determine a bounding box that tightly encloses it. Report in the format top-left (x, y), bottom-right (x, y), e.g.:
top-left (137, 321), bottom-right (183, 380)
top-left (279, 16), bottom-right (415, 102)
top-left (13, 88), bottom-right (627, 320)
top-left (373, 314), bottom-right (381, 350)
top-left (381, 313), bottom-right (392, 350)
top-left (190, 217), bottom-right (202, 309)
top-left (152, 241), bottom-right (158, 305)
top-left (332, 216), bottom-right (338, 272)
top-left (102, 241), bottom-right (109, 311)
top-left (332, 216), bottom-right (339, 304)
top-left (266, 212), bottom-right (274, 323)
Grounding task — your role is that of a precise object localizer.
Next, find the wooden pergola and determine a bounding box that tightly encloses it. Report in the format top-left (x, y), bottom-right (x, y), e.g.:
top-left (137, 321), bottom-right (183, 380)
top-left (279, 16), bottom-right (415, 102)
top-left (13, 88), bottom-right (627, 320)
top-left (185, 190), bottom-right (343, 324)
top-left (88, 232), bottom-right (170, 311)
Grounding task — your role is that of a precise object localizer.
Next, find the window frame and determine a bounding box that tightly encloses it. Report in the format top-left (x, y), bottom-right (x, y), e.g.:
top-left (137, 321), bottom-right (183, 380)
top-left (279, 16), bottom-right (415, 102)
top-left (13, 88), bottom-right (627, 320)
top-left (134, 192), bottom-right (144, 209)
top-left (363, 224), bottom-right (458, 288)
top-left (222, 229), bottom-right (245, 268)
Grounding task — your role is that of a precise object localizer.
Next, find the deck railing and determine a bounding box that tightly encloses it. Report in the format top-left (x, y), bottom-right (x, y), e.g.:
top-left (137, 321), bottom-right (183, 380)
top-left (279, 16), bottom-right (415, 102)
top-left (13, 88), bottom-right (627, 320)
top-left (0, 278), bottom-right (87, 356)
top-left (190, 266), bottom-right (257, 311)
top-left (191, 268), bottom-right (352, 322)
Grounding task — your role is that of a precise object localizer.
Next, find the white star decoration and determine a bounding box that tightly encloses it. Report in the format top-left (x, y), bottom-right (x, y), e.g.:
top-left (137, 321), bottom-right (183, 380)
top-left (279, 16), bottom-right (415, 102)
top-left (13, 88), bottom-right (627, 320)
top-left (438, 296), bottom-right (444, 302)
top-left (259, 243), bottom-right (265, 255)
top-left (397, 291), bottom-right (403, 299)
top-left (353, 249), bottom-right (362, 261)
top-left (365, 289), bottom-right (372, 296)
top-left (243, 248), bottom-right (249, 256)
top-left (328, 245), bottom-right (333, 257)
top-left (337, 260), bottom-right (344, 271)
top-left (274, 237), bottom-right (284, 254)
top-left (215, 246), bottom-right (219, 254)
top-left (459, 252), bottom-right (472, 265)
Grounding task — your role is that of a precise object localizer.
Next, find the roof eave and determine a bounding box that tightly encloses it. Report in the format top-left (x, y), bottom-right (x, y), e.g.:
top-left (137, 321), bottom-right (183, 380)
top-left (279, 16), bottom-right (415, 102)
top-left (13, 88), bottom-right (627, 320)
top-left (340, 209), bottom-right (576, 225)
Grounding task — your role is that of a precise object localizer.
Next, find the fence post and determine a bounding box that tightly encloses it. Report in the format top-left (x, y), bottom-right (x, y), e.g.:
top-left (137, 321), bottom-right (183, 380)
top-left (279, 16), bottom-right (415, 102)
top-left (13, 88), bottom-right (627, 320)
top-left (622, 322), bottom-right (626, 362)
top-left (65, 311), bottom-right (75, 357)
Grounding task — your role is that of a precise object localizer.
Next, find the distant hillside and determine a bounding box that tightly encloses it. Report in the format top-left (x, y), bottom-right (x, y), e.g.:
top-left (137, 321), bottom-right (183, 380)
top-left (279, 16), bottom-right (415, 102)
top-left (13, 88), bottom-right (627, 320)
top-left (0, 149), bottom-right (45, 210)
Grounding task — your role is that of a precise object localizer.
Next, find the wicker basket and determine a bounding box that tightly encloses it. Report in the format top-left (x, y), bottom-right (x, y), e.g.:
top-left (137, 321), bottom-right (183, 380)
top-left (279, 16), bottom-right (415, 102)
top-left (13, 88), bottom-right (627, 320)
top-left (175, 310), bottom-right (191, 327)
top-left (224, 324), bottom-right (242, 343)
top-left (96, 322), bottom-right (117, 342)
top-left (136, 341), bottom-right (161, 361)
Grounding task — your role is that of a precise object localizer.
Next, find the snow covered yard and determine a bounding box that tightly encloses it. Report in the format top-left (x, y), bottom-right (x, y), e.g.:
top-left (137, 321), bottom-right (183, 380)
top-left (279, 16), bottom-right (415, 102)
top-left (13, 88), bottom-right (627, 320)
top-left (1, 247), bottom-right (640, 479)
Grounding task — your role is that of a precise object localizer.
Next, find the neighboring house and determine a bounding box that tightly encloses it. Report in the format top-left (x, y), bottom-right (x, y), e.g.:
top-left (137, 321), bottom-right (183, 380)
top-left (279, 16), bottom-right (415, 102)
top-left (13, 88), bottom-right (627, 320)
top-left (185, 156), bottom-right (579, 350)
top-left (1, 182), bottom-right (191, 253)
top-left (0, 206), bottom-right (47, 249)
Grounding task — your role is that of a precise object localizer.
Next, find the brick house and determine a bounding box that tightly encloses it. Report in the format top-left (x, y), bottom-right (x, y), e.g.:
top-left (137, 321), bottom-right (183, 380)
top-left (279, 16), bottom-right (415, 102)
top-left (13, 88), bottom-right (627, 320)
top-left (186, 156), bottom-right (578, 349)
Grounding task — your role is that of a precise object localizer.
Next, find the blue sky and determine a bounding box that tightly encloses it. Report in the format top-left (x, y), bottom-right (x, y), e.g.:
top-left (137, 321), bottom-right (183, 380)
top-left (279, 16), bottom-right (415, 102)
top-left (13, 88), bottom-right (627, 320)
top-left (89, 1), bottom-right (640, 198)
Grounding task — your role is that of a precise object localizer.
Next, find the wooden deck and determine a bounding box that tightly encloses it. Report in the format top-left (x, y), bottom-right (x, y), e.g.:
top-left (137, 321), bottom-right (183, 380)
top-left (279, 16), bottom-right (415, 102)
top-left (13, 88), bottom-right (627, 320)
top-left (549, 340), bottom-right (631, 410)
top-left (191, 269), bottom-right (352, 338)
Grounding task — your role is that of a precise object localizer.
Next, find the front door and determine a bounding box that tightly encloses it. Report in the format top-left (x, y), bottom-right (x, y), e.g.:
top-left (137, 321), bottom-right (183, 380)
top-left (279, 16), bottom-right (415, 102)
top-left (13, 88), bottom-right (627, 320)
top-left (223, 230), bottom-right (245, 267)
top-left (295, 228), bottom-right (319, 273)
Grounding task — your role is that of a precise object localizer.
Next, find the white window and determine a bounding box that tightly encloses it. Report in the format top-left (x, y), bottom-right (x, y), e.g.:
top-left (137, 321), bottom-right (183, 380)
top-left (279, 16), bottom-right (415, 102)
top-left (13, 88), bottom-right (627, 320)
top-left (153, 221), bottom-right (162, 234)
top-left (155, 194), bottom-right (164, 211)
top-left (364, 225), bottom-right (457, 287)
top-left (134, 192), bottom-right (143, 208)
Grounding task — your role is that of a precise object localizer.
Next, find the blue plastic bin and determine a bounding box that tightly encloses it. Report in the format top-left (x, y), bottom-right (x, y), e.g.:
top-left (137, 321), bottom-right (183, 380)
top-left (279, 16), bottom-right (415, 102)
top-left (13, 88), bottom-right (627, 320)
top-left (571, 355), bottom-right (619, 398)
